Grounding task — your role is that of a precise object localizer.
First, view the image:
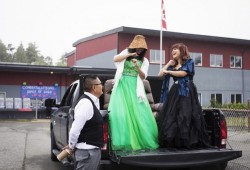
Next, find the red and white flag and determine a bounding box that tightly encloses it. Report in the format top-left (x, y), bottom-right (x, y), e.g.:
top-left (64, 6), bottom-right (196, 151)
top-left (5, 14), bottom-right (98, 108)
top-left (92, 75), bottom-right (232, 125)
top-left (161, 0), bottom-right (167, 30)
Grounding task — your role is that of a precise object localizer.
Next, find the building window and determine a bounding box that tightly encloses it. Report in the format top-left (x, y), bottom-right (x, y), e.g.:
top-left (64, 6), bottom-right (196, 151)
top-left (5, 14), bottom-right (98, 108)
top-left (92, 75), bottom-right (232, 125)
top-left (210, 54), bottom-right (223, 67)
top-left (190, 52), bottom-right (202, 66)
top-left (0, 92), bottom-right (6, 109)
top-left (150, 49), bottom-right (165, 64)
top-left (230, 56), bottom-right (242, 68)
top-left (231, 94), bottom-right (242, 103)
top-left (211, 93), bottom-right (222, 104)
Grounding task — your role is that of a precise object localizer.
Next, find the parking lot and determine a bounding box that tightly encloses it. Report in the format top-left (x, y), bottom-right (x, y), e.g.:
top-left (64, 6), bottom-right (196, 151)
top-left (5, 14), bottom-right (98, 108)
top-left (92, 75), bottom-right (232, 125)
top-left (0, 120), bottom-right (72, 170)
top-left (0, 120), bottom-right (148, 170)
top-left (0, 120), bottom-right (249, 170)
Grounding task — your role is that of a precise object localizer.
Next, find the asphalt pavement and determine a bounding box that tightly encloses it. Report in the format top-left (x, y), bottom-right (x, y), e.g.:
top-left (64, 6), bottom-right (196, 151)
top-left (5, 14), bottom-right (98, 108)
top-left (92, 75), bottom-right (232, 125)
top-left (226, 131), bottom-right (250, 170)
top-left (0, 120), bottom-right (72, 170)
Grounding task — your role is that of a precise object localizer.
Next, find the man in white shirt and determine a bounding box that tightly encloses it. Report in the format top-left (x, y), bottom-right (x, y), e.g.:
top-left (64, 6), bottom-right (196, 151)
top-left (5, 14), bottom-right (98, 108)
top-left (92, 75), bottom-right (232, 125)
top-left (64, 74), bottom-right (104, 170)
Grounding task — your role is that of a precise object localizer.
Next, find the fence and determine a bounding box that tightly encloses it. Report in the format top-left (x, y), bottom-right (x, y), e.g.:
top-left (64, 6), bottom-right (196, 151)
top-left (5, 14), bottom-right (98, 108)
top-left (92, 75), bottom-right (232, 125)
top-left (216, 108), bottom-right (250, 170)
top-left (221, 109), bottom-right (250, 132)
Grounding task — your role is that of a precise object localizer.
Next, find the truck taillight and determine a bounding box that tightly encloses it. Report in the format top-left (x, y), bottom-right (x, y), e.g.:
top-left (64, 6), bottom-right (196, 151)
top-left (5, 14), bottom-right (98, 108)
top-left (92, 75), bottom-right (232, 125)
top-left (102, 122), bottom-right (108, 151)
top-left (220, 119), bottom-right (227, 148)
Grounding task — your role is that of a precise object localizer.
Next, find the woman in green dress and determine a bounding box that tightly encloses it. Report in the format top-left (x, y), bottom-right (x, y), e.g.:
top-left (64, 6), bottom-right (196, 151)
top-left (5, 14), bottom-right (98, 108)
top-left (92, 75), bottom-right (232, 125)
top-left (108, 35), bottom-right (159, 150)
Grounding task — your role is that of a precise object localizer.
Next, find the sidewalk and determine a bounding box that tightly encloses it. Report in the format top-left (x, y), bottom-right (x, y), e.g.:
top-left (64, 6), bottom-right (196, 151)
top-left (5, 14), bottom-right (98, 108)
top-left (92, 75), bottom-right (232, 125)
top-left (0, 119), bottom-right (50, 123)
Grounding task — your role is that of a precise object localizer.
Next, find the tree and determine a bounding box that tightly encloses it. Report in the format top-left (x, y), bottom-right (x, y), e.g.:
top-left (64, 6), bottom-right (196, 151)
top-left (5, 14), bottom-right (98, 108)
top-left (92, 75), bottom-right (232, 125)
top-left (31, 55), bottom-right (46, 65)
top-left (13, 43), bottom-right (27, 63)
top-left (26, 43), bottom-right (39, 64)
top-left (44, 56), bottom-right (53, 65)
top-left (0, 40), bottom-right (10, 62)
top-left (56, 53), bottom-right (67, 66)
top-left (0, 40), bottom-right (67, 66)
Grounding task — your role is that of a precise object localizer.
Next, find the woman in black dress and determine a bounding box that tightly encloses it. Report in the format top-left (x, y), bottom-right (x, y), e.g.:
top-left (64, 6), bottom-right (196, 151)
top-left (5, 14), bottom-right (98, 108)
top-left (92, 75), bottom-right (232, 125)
top-left (157, 43), bottom-right (210, 149)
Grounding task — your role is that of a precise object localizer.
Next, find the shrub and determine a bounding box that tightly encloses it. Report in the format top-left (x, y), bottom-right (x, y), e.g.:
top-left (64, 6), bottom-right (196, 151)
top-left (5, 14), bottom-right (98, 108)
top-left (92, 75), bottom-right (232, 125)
top-left (210, 99), bottom-right (248, 109)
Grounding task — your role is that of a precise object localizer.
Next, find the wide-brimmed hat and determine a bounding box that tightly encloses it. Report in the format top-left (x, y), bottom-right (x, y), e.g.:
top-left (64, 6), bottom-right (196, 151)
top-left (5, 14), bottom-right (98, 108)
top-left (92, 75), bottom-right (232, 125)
top-left (128, 35), bottom-right (148, 50)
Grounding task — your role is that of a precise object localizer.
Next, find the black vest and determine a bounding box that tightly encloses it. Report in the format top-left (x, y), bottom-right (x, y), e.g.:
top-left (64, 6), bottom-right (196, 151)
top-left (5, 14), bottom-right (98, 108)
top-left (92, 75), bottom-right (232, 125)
top-left (77, 94), bottom-right (104, 148)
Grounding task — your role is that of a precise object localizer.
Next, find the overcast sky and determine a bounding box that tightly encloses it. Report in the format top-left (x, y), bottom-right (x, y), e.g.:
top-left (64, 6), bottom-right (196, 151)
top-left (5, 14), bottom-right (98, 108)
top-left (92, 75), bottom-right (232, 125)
top-left (1, 0), bottom-right (250, 63)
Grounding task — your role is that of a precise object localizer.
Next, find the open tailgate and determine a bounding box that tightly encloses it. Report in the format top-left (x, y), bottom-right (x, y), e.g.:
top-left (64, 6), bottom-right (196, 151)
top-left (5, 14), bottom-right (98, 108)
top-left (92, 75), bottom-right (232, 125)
top-left (110, 148), bottom-right (242, 168)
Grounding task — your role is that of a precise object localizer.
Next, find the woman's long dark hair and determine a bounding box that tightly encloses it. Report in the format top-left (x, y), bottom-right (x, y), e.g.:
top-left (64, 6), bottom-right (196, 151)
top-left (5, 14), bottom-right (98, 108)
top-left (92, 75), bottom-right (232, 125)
top-left (126, 48), bottom-right (147, 61)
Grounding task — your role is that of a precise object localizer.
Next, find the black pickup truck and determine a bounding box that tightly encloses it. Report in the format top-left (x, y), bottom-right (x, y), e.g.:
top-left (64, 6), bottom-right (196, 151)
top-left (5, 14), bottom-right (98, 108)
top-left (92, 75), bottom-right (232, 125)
top-left (46, 74), bottom-right (242, 170)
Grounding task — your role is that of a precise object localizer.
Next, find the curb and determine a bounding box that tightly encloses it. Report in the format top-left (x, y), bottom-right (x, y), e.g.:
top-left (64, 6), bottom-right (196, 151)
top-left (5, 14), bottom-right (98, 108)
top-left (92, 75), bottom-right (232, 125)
top-left (31, 119), bottom-right (51, 123)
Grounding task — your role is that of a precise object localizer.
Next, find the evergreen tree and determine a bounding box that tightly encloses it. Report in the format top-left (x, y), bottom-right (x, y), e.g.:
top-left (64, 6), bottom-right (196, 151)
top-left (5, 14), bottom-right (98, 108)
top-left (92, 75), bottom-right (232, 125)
top-left (26, 42), bottom-right (39, 64)
top-left (13, 43), bottom-right (27, 63)
top-left (0, 40), bottom-right (67, 66)
top-left (0, 40), bottom-right (8, 62)
top-left (32, 55), bottom-right (47, 65)
top-left (44, 56), bottom-right (53, 65)
top-left (56, 53), bottom-right (67, 66)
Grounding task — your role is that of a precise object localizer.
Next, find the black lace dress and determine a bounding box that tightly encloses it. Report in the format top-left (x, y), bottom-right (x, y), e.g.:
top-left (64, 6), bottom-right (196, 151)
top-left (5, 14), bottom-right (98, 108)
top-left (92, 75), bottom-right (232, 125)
top-left (157, 59), bottom-right (211, 148)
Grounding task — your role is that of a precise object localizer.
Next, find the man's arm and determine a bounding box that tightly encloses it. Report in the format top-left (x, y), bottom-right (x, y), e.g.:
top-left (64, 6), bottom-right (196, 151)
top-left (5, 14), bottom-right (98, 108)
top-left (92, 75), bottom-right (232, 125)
top-left (68, 99), bottom-right (93, 150)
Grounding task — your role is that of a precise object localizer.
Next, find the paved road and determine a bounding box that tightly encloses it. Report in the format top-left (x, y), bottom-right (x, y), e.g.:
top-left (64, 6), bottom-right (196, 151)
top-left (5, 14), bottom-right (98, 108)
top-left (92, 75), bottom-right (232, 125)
top-left (0, 120), bottom-right (248, 170)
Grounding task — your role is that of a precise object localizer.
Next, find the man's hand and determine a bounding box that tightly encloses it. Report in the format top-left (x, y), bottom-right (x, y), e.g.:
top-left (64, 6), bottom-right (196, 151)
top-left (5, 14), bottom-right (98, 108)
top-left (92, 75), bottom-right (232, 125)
top-left (62, 144), bottom-right (74, 155)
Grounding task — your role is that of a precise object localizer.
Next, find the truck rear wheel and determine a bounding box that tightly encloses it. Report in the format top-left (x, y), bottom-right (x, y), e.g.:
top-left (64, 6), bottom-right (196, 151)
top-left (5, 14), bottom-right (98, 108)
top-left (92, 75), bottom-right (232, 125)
top-left (51, 129), bottom-right (58, 161)
top-left (219, 161), bottom-right (228, 170)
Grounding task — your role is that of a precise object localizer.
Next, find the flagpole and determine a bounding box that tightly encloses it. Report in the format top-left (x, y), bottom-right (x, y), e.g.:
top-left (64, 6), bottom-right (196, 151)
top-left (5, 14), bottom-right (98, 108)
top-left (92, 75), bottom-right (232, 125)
top-left (160, 0), bottom-right (167, 71)
top-left (160, 22), bottom-right (163, 71)
top-left (160, 0), bottom-right (163, 71)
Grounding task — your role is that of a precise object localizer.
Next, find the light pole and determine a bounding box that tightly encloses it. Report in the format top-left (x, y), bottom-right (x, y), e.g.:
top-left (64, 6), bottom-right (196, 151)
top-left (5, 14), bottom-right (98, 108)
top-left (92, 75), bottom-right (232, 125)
top-left (7, 44), bottom-right (15, 62)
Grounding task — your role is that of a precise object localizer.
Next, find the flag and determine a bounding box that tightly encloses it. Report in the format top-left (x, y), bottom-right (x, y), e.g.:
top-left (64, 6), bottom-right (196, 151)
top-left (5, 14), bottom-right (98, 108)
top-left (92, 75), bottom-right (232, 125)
top-left (161, 0), bottom-right (167, 30)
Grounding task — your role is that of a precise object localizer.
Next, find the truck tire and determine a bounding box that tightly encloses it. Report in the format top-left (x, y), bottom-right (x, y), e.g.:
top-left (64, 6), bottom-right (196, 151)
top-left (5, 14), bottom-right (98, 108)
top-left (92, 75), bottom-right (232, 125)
top-left (51, 129), bottom-right (58, 161)
top-left (220, 162), bottom-right (228, 170)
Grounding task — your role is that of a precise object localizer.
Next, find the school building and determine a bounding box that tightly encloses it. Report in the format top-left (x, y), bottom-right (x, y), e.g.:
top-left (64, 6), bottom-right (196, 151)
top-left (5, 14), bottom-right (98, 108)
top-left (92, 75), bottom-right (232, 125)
top-left (0, 26), bottom-right (250, 113)
top-left (65, 26), bottom-right (250, 106)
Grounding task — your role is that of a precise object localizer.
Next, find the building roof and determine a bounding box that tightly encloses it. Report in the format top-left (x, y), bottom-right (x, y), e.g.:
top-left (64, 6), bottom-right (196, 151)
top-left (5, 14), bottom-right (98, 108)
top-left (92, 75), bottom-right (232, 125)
top-left (0, 63), bottom-right (116, 76)
top-left (64, 50), bottom-right (75, 58)
top-left (73, 26), bottom-right (250, 47)
top-left (0, 62), bottom-right (69, 73)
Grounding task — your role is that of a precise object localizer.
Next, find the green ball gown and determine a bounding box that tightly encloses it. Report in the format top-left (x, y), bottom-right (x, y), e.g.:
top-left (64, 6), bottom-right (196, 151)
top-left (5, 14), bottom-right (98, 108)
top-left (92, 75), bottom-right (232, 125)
top-left (108, 59), bottom-right (159, 151)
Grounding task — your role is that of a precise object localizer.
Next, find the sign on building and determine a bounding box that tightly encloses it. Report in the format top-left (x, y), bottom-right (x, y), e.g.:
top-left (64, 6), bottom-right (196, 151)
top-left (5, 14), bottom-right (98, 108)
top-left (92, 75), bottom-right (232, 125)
top-left (20, 86), bottom-right (58, 99)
